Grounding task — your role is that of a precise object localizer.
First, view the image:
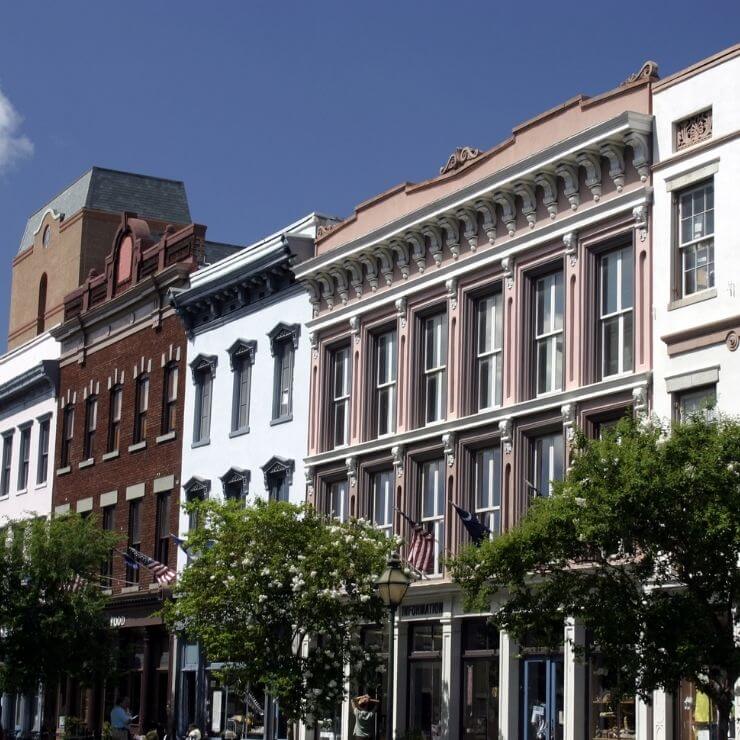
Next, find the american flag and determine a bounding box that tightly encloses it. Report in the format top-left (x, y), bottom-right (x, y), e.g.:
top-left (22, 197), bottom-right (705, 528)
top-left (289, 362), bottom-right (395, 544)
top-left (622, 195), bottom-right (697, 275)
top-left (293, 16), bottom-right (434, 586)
top-left (397, 509), bottom-right (435, 574)
top-left (126, 547), bottom-right (176, 585)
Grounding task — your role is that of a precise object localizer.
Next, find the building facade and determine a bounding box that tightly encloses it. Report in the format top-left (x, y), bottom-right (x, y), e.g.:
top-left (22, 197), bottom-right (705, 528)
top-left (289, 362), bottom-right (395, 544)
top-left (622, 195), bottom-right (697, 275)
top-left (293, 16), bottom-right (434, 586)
top-left (50, 213), bottom-right (236, 737)
top-left (296, 65), bottom-right (656, 740)
top-left (169, 213), bottom-right (335, 740)
top-left (649, 44), bottom-right (740, 740)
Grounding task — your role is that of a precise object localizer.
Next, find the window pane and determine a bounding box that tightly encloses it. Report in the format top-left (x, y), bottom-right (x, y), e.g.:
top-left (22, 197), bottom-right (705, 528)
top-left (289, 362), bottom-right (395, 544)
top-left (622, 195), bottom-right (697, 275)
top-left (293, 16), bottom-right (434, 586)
top-left (601, 252), bottom-right (618, 315)
top-left (602, 317), bottom-right (620, 377)
top-left (621, 248), bottom-right (633, 309)
top-left (534, 433), bottom-right (564, 498)
top-left (536, 277), bottom-right (548, 334)
top-left (373, 470), bottom-right (393, 532)
top-left (623, 314), bottom-right (633, 372)
top-left (478, 357), bottom-right (491, 410)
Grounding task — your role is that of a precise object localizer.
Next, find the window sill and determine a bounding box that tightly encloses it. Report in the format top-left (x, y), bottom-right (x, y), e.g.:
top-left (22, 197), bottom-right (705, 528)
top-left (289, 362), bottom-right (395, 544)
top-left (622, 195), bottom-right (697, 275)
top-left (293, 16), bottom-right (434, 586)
top-left (78, 458), bottom-right (95, 469)
top-left (229, 427), bottom-right (250, 438)
top-left (34, 482), bottom-right (47, 490)
top-left (128, 441), bottom-right (147, 453)
top-left (16, 488), bottom-right (28, 496)
top-left (120, 585), bottom-right (140, 594)
top-left (102, 451), bottom-right (119, 462)
top-left (56, 466), bottom-right (71, 476)
top-left (270, 414), bottom-right (293, 427)
top-left (668, 288), bottom-right (717, 311)
top-left (0, 494), bottom-right (8, 501)
top-left (156, 431), bottom-right (177, 444)
top-left (192, 438), bottom-right (211, 449)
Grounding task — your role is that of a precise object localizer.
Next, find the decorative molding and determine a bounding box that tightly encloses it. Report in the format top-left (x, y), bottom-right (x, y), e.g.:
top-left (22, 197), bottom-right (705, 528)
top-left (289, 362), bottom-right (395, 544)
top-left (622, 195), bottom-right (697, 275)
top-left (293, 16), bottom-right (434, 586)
top-left (600, 142), bottom-right (626, 192)
top-left (304, 465), bottom-right (315, 497)
top-left (621, 60), bottom-right (659, 86)
top-left (309, 332), bottom-right (319, 359)
top-left (349, 316), bottom-right (361, 344)
top-left (576, 150), bottom-right (602, 201)
top-left (392, 444), bottom-right (405, 478)
top-left (406, 230), bottom-right (427, 274)
top-left (346, 456), bottom-right (358, 487)
top-left (330, 267), bottom-right (349, 304)
top-left (555, 161), bottom-right (581, 210)
top-left (498, 418), bottom-right (512, 454)
top-left (220, 467), bottom-right (250, 499)
top-left (183, 475), bottom-right (211, 500)
top-left (442, 432), bottom-right (456, 467)
top-left (563, 232), bottom-right (579, 266)
top-left (474, 198), bottom-right (497, 245)
top-left (726, 331), bottom-right (738, 353)
top-left (445, 277), bottom-right (458, 310)
top-left (561, 403), bottom-right (576, 441)
top-left (632, 204), bottom-right (648, 242)
top-left (395, 297), bottom-right (407, 329)
top-left (456, 206), bottom-right (479, 252)
top-left (316, 273), bottom-right (335, 310)
top-left (317, 222), bottom-right (340, 239)
top-left (375, 245), bottom-right (395, 286)
top-left (440, 146), bottom-right (481, 175)
top-left (632, 385), bottom-right (648, 418)
top-left (227, 339), bottom-right (257, 370)
top-left (438, 215), bottom-right (461, 260)
top-left (359, 253), bottom-right (379, 292)
top-left (676, 108), bottom-right (712, 151)
top-left (260, 455), bottom-right (295, 490)
top-left (267, 322), bottom-right (300, 356)
top-left (422, 224), bottom-right (444, 267)
top-left (189, 353), bottom-right (218, 382)
top-left (513, 181), bottom-right (538, 228)
top-left (344, 259), bottom-right (364, 298)
top-left (624, 131), bottom-right (650, 182)
top-left (389, 239), bottom-right (411, 279)
top-left (535, 172), bottom-right (559, 219)
top-left (501, 256), bottom-right (515, 290)
top-left (493, 191), bottom-right (517, 237)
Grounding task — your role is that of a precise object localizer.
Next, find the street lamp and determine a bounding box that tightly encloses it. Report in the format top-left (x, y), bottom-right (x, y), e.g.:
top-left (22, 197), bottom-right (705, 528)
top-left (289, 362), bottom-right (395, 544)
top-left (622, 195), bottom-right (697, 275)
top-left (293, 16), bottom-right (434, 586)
top-left (375, 551), bottom-right (411, 740)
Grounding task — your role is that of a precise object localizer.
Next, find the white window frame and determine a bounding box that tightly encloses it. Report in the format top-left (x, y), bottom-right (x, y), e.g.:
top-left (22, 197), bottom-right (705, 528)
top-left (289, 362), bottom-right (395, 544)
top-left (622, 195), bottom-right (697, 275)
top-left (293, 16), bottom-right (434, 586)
top-left (36, 417), bottom-right (50, 485)
top-left (232, 356), bottom-right (252, 433)
top-left (421, 458), bottom-right (445, 576)
top-left (476, 291), bottom-right (503, 410)
top-left (532, 432), bottom-right (564, 498)
top-left (328, 479), bottom-right (349, 522)
top-left (372, 469), bottom-right (394, 537)
top-left (375, 330), bottom-right (397, 437)
top-left (534, 272), bottom-right (564, 396)
top-left (678, 180), bottom-right (715, 297)
top-left (423, 313), bottom-right (447, 424)
top-left (474, 446), bottom-right (501, 537)
top-left (194, 371), bottom-right (213, 444)
top-left (599, 246), bottom-right (634, 378)
top-left (17, 426), bottom-right (31, 492)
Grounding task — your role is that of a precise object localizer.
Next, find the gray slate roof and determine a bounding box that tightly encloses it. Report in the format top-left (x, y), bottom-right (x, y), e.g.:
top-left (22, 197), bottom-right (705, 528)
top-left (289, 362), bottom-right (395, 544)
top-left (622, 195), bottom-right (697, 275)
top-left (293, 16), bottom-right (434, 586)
top-left (19, 166), bottom-right (191, 254)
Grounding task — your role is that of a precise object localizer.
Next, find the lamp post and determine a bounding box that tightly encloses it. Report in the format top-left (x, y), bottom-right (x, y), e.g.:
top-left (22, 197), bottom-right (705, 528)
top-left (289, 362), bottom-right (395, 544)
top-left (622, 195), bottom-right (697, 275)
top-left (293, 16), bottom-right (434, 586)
top-left (375, 551), bottom-right (411, 740)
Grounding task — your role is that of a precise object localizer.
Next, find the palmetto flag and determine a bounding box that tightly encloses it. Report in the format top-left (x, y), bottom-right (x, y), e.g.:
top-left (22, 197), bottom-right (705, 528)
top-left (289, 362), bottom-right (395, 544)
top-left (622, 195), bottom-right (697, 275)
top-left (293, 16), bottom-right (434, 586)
top-left (451, 503), bottom-right (491, 545)
top-left (396, 509), bottom-right (435, 573)
top-left (126, 547), bottom-right (176, 585)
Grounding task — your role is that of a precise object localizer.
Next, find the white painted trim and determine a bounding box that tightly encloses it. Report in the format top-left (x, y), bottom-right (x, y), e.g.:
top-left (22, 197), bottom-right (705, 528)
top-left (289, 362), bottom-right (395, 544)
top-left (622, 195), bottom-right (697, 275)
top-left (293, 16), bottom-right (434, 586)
top-left (100, 490), bottom-right (118, 507)
top-left (125, 482), bottom-right (146, 501)
top-left (54, 503), bottom-right (70, 514)
top-left (31, 209), bottom-right (63, 238)
top-left (76, 497), bottom-right (93, 513)
top-left (153, 474), bottom-right (175, 493)
top-left (664, 158), bottom-right (719, 191)
top-left (665, 365), bottom-right (720, 393)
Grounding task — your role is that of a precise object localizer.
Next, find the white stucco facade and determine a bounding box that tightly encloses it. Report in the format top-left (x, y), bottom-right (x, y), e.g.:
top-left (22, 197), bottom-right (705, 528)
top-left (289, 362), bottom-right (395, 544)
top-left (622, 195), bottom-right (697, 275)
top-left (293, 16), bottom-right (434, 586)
top-left (652, 46), bottom-right (740, 422)
top-left (0, 331), bottom-right (59, 525)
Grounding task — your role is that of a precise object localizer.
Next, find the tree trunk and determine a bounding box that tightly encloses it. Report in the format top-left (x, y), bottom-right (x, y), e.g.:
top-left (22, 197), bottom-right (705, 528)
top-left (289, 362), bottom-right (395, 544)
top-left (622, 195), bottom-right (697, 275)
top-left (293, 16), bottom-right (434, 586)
top-left (717, 698), bottom-right (731, 740)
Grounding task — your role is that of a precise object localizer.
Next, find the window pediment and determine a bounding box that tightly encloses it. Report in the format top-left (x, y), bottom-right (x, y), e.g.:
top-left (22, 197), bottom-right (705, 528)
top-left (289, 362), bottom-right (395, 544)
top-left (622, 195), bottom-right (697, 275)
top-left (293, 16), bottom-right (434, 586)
top-left (267, 323), bottom-right (300, 356)
top-left (189, 353), bottom-right (218, 382)
top-left (260, 455), bottom-right (294, 489)
top-left (220, 466), bottom-right (250, 498)
top-left (227, 339), bottom-right (257, 370)
top-left (183, 475), bottom-right (211, 500)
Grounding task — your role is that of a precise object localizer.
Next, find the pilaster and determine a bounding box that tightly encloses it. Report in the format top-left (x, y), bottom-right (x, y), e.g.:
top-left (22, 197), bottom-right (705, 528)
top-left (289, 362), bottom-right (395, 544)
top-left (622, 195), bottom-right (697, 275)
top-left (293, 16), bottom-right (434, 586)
top-left (502, 257), bottom-right (518, 406)
top-left (393, 618), bottom-right (408, 738)
top-left (563, 618), bottom-right (586, 740)
top-left (636, 695), bottom-right (653, 740)
top-left (563, 231), bottom-right (582, 390)
top-left (499, 630), bottom-right (520, 740)
top-left (396, 297), bottom-right (409, 434)
top-left (652, 689), bottom-right (673, 740)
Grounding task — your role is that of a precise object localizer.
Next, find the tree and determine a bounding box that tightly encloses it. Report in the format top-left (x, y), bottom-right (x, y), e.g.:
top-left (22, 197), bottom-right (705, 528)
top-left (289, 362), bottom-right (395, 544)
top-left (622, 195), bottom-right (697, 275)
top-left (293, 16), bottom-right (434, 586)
top-left (164, 498), bottom-right (397, 733)
top-left (449, 414), bottom-right (740, 739)
top-left (0, 513), bottom-right (119, 698)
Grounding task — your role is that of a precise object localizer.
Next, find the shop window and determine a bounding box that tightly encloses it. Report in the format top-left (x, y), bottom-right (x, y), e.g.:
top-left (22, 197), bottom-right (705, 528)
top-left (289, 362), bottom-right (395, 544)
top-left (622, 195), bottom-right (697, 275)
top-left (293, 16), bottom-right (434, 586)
top-left (420, 458), bottom-right (445, 576)
top-left (474, 447), bottom-right (501, 537)
top-left (587, 651), bottom-right (636, 740)
top-left (676, 180), bottom-right (714, 298)
top-left (36, 417), bottom-right (50, 485)
top-left (83, 395), bottom-right (97, 459)
top-left (476, 290), bottom-right (503, 410)
top-left (534, 271), bottom-right (564, 396)
top-left (328, 479), bottom-right (349, 522)
top-left (461, 619), bottom-right (500, 739)
top-left (162, 362), bottom-right (179, 435)
top-left (375, 329), bottom-right (397, 437)
top-left (268, 323), bottom-right (299, 423)
top-left (529, 432), bottom-right (564, 499)
top-left (61, 404), bottom-right (74, 467)
top-left (1, 433), bottom-right (13, 495)
top-left (407, 623), bottom-right (443, 739)
top-left (17, 426), bottom-right (31, 491)
top-left (675, 384), bottom-right (716, 423)
top-left (107, 386), bottom-right (122, 453)
top-left (155, 491), bottom-right (170, 565)
top-left (599, 246), bottom-right (633, 378)
top-left (423, 312), bottom-right (448, 424)
top-left (329, 345), bottom-right (351, 448)
top-left (356, 626), bottom-right (388, 738)
top-left (191, 355), bottom-right (217, 444)
top-left (100, 504), bottom-right (115, 587)
top-left (133, 374), bottom-right (149, 444)
top-left (126, 499), bottom-right (142, 585)
top-left (372, 469), bottom-right (394, 537)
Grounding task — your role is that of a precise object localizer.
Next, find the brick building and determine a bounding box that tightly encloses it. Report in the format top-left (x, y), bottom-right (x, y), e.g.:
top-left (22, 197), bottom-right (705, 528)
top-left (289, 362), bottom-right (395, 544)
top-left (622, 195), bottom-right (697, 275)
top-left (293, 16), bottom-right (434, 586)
top-left (50, 213), bottom-right (239, 736)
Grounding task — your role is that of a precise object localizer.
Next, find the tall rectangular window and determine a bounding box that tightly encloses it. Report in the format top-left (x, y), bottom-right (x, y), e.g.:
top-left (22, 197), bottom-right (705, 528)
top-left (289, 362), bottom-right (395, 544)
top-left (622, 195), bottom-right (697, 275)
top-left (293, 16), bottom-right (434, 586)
top-left (162, 363), bottom-right (179, 434)
top-left (535, 272), bottom-right (564, 395)
top-left (421, 459), bottom-right (445, 575)
top-left (600, 246), bottom-right (633, 377)
top-left (37, 418), bottom-right (50, 485)
top-left (676, 385), bottom-right (716, 422)
top-left (61, 405), bottom-right (75, 467)
top-left (268, 471), bottom-right (289, 503)
top-left (531, 432), bottom-right (564, 498)
top-left (372, 470), bottom-right (394, 538)
top-left (1, 433), bottom-right (13, 495)
top-left (17, 426), bottom-right (31, 491)
top-left (101, 505), bottom-right (115, 588)
top-left (107, 387), bottom-right (122, 453)
top-left (127, 499), bottom-right (142, 584)
top-left (328, 479), bottom-right (349, 522)
top-left (273, 341), bottom-right (294, 420)
top-left (330, 346), bottom-right (351, 448)
top-left (423, 313), bottom-right (447, 424)
top-left (678, 181), bottom-right (714, 297)
top-left (477, 291), bottom-right (503, 410)
top-left (376, 330), bottom-right (397, 437)
top-left (475, 447), bottom-right (501, 536)
top-left (232, 357), bottom-right (251, 433)
top-left (193, 370), bottom-right (212, 444)
top-left (155, 492), bottom-right (170, 565)
top-left (84, 396), bottom-right (97, 459)
top-left (133, 375), bottom-right (149, 444)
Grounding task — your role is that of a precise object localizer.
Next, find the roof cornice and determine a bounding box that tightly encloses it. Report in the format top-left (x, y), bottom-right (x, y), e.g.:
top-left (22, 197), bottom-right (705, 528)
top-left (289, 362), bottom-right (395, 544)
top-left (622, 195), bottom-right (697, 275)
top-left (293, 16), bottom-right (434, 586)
top-left (0, 360), bottom-right (58, 408)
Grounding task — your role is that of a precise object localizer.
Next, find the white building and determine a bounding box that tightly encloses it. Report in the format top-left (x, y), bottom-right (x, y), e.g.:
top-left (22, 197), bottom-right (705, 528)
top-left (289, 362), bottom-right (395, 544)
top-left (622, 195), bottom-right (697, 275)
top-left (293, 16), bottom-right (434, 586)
top-left (169, 212), bottom-right (336, 740)
top-left (649, 43), bottom-right (740, 740)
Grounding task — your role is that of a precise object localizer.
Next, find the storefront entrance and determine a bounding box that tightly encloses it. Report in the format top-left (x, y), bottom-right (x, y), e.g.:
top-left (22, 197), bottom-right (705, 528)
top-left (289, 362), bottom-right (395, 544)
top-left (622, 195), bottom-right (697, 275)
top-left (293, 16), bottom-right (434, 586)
top-left (522, 657), bottom-right (563, 740)
top-left (407, 623), bottom-right (442, 739)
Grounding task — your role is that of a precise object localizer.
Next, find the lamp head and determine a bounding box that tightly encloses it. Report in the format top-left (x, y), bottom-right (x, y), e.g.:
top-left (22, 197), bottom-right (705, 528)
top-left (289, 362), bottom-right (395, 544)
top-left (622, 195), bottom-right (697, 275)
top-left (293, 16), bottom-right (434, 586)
top-left (375, 551), bottom-right (411, 608)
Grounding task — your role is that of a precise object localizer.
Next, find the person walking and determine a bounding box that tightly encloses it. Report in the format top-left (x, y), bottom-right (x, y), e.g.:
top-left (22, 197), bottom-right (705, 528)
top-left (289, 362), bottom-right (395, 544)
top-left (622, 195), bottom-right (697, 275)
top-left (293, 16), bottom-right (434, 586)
top-left (351, 695), bottom-right (379, 739)
top-left (111, 698), bottom-right (134, 740)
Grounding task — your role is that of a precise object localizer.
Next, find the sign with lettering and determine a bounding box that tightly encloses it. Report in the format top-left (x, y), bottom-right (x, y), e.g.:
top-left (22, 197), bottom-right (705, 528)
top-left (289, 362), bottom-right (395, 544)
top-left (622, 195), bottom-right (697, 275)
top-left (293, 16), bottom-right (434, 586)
top-left (109, 616), bottom-right (126, 628)
top-left (400, 602), bottom-right (443, 618)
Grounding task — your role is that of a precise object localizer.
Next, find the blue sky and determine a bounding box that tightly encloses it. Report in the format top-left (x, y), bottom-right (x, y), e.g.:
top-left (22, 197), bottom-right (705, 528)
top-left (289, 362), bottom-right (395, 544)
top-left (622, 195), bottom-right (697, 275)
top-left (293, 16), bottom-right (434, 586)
top-left (0, 1), bottom-right (738, 346)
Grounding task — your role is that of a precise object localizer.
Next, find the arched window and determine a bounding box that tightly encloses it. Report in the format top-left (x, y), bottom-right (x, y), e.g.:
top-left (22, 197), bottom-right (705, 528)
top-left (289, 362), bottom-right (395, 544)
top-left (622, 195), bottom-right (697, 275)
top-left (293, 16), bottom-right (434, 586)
top-left (42, 225), bottom-right (51, 248)
top-left (37, 274), bottom-right (47, 335)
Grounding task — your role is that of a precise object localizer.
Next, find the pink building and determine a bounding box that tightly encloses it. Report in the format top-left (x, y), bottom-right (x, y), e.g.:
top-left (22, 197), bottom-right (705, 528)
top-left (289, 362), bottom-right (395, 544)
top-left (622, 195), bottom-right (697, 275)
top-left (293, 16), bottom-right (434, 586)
top-left (296, 65), bottom-right (656, 740)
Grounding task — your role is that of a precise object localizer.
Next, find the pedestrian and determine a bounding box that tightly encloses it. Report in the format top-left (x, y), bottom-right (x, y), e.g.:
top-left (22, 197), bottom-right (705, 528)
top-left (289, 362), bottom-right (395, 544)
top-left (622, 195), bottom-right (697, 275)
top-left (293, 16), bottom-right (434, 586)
top-left (110, 698), bottom-right (135, 740)
top-left (351, 695), bottom-right (379, 739)
top-left (186, 724), bottom-right (202, 740)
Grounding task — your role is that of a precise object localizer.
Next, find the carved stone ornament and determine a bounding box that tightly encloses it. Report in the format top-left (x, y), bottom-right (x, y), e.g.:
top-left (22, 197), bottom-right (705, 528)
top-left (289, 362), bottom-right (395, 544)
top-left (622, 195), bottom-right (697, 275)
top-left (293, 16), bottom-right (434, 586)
top-left (726, 331), bottom-right (738, 353)
top-left (621, 60), bottom-right (659, 86)
top-left (563, 232), bottom-right (579, 266)
top-left (633, 204), bottom-right (648, 243)
top-left (535, 172), bottom-right (559, 219)
top-left (561, 403), bottom-right (576, 442)
top-left (498, 418), bottom-right (512, 454)
top-left (474, 198), bottom-right (497, 244)
top-left (346, 456), bottom-right (358, 487)
top-left (395, 297), bottom-right (407, 328)
top-left (304, 465), bottom-right (315, 496)
top-left (576, 150), bottom-right (602, 201)
top-left (227, 339), bottom-right (257, 370)
top-left (220, 467), bottom-right (250, 498)
top-left (513, 181), bottom-right (538, 228)
top-left (317, 222), bottom-right (340, 239)
top-left (555, 162), bottom-right (581, 210)
top-left (189, 353), bottom-right (218, 382)
top-left (183, 475), bottom-right (211, 501)
top-left (440, 146), bottom-right (481, 175)
top-left (260, 455), bottom-right (295, 491)
top-left (390, 239), bottom-right (411, 279)
top-left (442, 432), bottom-right (456, 467)
top-left (438, 215), bottom-right (461, 260)
top-left (456, 206), bottom-right (479, 251)
top-left (676, 109), bottom-right (712, 151)
top-left (501, 256), bottom-right (515, 290)
top-left (309, 332), bottom-right (318, 359)
top-left (392, 444), bottom-right (405, 478)
top-left (349, 316), bottom-right (361, 344)
top-left (493, 191), bottom-right (517, 237)
top-left (632, 385), bottom-right (648, 418)
top-left (445, 277), bottom-right (458, 310)
top-left (267, 322), bottom-right (301, 356)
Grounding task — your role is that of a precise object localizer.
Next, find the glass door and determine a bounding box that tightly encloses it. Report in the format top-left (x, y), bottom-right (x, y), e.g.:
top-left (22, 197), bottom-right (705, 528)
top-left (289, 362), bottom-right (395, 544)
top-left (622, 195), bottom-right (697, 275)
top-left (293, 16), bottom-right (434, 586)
top-left (522, 657), bottom-right (563, 740)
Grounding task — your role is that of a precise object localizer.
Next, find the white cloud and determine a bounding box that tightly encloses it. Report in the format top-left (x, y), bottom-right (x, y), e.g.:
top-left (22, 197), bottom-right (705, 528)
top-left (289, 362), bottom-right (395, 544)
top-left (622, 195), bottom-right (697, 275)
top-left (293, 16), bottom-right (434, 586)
top-left (0, 86), bottom-right (33, 173)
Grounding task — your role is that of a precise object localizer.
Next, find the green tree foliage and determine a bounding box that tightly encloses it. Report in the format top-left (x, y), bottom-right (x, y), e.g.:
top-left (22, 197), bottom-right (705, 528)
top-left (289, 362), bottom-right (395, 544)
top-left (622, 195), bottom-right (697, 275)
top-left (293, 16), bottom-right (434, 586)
top-left (450, 415), bottom-right (740, 737)
top-left (164, 498), bottom-right (397, 728)
top-left (0, 513), bottom-right (119, 694)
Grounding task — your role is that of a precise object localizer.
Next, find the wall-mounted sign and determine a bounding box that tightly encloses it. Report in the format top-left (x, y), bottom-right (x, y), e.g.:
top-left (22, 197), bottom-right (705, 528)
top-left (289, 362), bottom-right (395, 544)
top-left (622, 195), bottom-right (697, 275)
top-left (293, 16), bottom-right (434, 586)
top-left (400, 602), bottom-right (443, 618)
top-left (109, 616), bottom-right (126, 628)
